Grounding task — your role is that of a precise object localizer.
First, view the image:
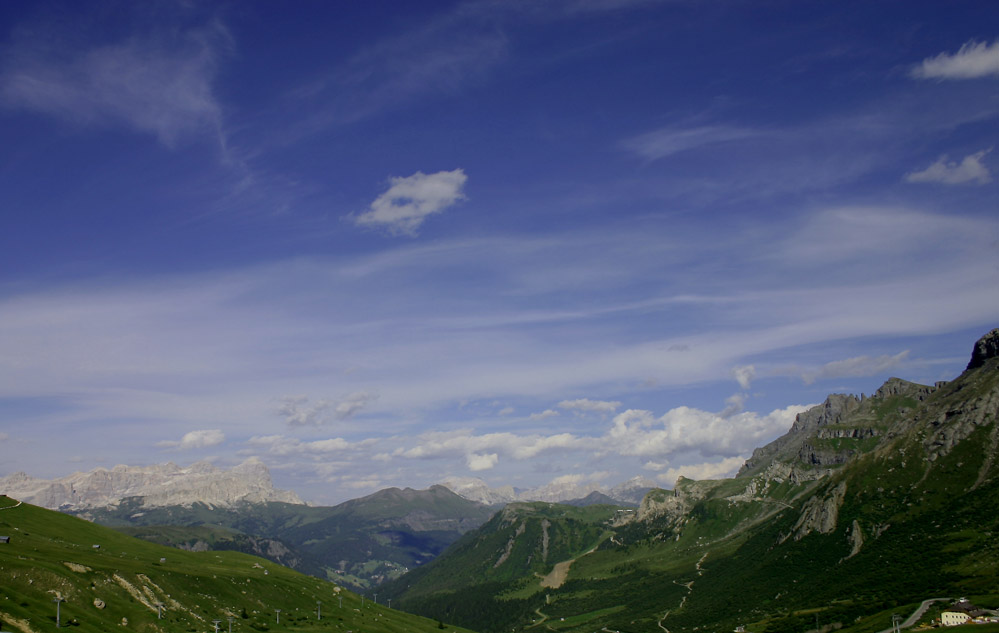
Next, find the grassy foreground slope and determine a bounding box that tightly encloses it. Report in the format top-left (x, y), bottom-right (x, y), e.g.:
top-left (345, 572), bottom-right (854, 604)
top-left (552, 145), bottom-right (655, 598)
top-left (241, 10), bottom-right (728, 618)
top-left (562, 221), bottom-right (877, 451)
top-left (0, 498), bottom-right (473, 633)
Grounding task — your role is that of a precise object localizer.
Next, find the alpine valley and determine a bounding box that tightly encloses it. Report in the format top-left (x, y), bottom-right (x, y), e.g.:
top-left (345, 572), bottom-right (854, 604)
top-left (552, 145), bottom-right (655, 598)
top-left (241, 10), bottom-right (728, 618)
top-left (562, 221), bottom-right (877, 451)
top-left (2, 329), bottom-right (999, 633)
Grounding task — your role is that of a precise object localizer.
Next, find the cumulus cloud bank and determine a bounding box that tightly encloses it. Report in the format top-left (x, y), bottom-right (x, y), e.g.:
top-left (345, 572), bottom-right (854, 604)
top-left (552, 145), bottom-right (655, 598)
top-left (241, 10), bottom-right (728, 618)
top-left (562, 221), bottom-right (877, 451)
top-left (657, 456), bottom-right (747, 487)
top-left (353, 169), bottom-right (468, 235)
top-left (606, 405), bottom-right (806, 459)
top-left (378, 403), bottom-right (809, 474)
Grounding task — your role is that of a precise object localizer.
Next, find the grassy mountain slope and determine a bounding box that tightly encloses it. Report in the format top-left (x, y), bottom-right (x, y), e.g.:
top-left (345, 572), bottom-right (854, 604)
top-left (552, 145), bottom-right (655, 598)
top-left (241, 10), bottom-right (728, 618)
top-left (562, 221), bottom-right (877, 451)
top-left (80, 484), bottom-right (495, 592)
top-left (0, 498), bottom-right (474, 633)
top-left (382, 502), bottom-right (625, 630)
top-left (385, 330), bottom-right (999, 633)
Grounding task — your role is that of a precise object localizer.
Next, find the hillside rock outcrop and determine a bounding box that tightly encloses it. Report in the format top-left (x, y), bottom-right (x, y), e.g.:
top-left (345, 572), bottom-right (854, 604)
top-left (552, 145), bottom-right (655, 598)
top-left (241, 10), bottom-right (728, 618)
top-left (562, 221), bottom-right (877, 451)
top-left (967, 328), bottom-right (999, 370)
top-left (781, 481), bottom-right (847, 543)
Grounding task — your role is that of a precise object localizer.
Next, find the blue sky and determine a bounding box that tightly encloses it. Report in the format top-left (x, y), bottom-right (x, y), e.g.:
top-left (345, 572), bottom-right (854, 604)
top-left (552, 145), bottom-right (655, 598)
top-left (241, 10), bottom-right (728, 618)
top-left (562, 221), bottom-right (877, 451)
top-left (0, 0), bottom-right (996, 504)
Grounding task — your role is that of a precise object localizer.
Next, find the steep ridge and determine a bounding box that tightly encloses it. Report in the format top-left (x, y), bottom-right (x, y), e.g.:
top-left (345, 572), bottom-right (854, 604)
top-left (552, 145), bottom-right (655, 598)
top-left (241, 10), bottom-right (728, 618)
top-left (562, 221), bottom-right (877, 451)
top-left (385, 329), bottom-right (999, 633)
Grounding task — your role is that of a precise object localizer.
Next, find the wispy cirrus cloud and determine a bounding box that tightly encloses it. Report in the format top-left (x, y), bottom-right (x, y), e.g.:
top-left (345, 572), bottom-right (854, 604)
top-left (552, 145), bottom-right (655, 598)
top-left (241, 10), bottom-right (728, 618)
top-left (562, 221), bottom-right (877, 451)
top-left (0, 20), bottom-right (231, 147)
top-left (352, 169), bottom-right (468, 236)
top-left (905, 148), bottom-right (993, 185)
top-left (799, 351), bottom-right (910, 385)
top-left (276, 7), bottom-right (507, 140)
top-left (911, 39), bottom-right (999, 80)
top-left (621, 124), bottom-right (759, 160)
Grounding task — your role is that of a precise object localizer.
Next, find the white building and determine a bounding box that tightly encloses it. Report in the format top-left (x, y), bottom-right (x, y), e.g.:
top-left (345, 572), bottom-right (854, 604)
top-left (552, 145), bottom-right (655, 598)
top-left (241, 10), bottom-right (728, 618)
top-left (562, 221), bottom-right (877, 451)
top-left (941, 611), bottom-right (970, 627)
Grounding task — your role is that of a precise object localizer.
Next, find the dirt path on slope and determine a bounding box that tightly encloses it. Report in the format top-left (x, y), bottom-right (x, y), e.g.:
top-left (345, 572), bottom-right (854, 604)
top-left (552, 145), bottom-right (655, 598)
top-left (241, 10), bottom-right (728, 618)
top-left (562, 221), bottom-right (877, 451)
top-left (658, 553), bottom-right (709, 633)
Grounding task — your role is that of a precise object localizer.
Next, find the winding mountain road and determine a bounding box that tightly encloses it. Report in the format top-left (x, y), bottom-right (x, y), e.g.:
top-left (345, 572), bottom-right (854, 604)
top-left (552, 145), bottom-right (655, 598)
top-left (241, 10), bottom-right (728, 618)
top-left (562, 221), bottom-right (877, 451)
top-left (875, 598), bottom-right (950, 633)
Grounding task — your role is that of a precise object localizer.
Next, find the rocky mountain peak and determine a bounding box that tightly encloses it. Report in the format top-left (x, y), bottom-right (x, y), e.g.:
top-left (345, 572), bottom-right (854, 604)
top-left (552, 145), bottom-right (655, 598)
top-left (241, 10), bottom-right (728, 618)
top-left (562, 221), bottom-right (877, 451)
top-left (967, 328), bottom-right (999, 370)
top-left (873, 377), bottom-right (935, 400)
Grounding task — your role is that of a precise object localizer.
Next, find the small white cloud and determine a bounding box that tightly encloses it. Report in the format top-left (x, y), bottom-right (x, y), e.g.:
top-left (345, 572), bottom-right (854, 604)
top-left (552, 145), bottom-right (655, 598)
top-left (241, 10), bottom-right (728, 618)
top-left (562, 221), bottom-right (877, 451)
top-left (558, 398), bottom-right (621, 415)
top-left (529, 409), bottom-right (560, 420)
top-left (911, 39), bottom-right (999, 80)
top-left (905, 149), bottom-right (992, 185)
top-left (279, 392), bottom-right (377, 427)
top-left (466, 452), bottom-right (498, 471)
top-left (731, 365), bottom-right (756, 390)
top-left (158, 429), bottom-right (225, 450)
top-left (801, 350), bottom-right (910, 384)
top-left (353, 169), bottom-right (467, 236)
top-left (279, 395), bottom-right (330, 427)
top-left (498, 406), bottom-right (515, 416)
top-left (719, 393), bottom-right (745, 418)
top-left (548, 473), bottom-right (585, 486)
top-left (333, 391), bottom-right (378, 419)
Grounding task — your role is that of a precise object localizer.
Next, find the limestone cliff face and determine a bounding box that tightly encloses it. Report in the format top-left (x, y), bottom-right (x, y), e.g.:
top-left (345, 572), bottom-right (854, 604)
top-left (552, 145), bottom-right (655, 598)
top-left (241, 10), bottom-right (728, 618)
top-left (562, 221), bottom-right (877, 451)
top-left (737, 394), bottom-right (862, 477)
top-left (786, 481), bottom-right (847, 541)
top-left (636, 477), bottom-right (710, 525)
top-left (0, 458), bottom-right (303, 510)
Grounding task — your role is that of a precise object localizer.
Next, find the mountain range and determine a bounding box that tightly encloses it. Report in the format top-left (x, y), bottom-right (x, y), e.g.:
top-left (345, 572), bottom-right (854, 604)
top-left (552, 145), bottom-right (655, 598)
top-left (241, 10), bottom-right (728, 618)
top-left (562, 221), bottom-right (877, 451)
top-left (0, 460), bottom-right (653, 512)
top-left (379, 328), bottom-right (999, 633)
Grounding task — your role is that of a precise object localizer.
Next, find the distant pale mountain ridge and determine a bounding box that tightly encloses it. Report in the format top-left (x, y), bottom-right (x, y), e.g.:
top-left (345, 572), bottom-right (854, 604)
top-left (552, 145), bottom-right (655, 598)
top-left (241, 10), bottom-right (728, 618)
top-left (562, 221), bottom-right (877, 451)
top-left (0, 457), bottom-right (303, 509)
top-left (437, 474), bottom-right (655, 507)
